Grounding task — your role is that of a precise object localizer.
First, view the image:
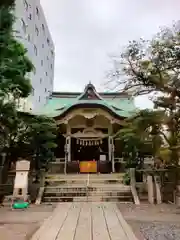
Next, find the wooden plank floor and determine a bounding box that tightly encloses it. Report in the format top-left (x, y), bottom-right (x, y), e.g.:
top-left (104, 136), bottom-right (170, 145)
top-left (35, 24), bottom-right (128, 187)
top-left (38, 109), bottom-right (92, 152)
top-left (31, 203), bottom-right (138, 240)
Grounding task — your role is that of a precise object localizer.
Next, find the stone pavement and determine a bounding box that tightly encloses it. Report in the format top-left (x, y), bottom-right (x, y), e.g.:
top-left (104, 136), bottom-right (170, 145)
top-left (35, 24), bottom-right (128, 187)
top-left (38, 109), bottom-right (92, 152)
top-left (31, 202), bottom-right (138, 240)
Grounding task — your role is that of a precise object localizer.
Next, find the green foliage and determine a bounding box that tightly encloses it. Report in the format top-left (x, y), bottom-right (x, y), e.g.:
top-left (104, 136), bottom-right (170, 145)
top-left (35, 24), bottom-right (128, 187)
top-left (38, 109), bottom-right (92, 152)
top-left (123, 171), bottom-right (130, 185)
top-left (0, 1), bottom-right (56, 179)
top-left (8, 114), bottom-right (57, 171)
top-left (158, 147), bottom-right (172, 165)
top-left (0, 0), bottom-right (34, 100)
top-left (115, 109), bottom-right (164, 167)
top-left (110, 22), bottom-right (180, 166)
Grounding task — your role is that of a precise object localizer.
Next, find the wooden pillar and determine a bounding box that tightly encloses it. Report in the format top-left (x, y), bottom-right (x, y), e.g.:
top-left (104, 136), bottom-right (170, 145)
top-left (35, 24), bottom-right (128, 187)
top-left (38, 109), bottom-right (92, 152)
top-left (66, 136), bottom-right (71, 162)
top-left (64, 124), bottom-right (71, 174)
top-left (66, 124), bottom-right (71, 162)
top-left (108, 136), bottom-right (115, 173)
top-left (112, 140), bottom-right (115, 173)
top-left (108, 136), bottom-right (112, 162)
top-left (64, 144), bottom-right (67, 174)
top-left (108, 123), bottom-right (115, 172)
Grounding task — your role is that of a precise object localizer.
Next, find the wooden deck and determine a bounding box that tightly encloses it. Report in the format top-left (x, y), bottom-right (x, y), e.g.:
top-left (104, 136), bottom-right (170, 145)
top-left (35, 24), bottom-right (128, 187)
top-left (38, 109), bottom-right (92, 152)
top-left (31, 203), bottom-right (138, 240)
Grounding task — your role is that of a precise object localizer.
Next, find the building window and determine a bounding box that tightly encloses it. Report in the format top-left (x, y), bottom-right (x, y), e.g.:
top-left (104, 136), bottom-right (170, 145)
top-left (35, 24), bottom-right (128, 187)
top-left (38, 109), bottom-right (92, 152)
top-left (21, 19), bottom-right (26, 33)
top-left (46, 72), bottom-right (48, 76)
top-left (47, 56), bottom-right (49, 61)
top-left (40, 78), bottom-right (42, 84)
top-left (45, 88), bottom-right (47, 93)
top-left (27, 34), bottom-right (30, 41)
top-left (35, 25), bottom-right (39, 36)
top-left (47, 38), bottom-right (50, 45)
top-left (39, 96), bottom-right (41, 102)
top-left (41, 60), bottom-right (43, 66)
top-left (42, 43), bottom-right (44, 48)
top-left (36, 7), bottom-right (39, 17)
top-left (50, 63), bottom-right (53, 69)
top-left (51, 50), bottom-right (54, 57)
top-left (28, 13), bottom-right (32, 20)
top-left (42, 24), bottom-right (45, 33)
top-left (23, 0), bottom-right (28, 11)
top-left (34, 45), bottom-right (37, 56)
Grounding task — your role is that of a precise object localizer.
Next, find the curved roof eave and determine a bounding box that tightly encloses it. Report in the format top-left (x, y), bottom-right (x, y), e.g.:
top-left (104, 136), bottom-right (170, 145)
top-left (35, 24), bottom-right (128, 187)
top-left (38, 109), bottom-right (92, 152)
top-left (53, 102), bottom-right (126, 120)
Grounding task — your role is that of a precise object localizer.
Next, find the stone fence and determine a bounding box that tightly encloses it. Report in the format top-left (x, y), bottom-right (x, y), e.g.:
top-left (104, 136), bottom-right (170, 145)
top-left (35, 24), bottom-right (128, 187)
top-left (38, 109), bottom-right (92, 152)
top-left (132, 167), bottom-right (180, 204)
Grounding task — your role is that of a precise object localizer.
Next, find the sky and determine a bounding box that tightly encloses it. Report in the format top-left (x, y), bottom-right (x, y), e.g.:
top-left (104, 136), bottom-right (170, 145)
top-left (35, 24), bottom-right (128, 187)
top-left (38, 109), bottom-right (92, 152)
top-left (40, 0), bottom-right (180, 109)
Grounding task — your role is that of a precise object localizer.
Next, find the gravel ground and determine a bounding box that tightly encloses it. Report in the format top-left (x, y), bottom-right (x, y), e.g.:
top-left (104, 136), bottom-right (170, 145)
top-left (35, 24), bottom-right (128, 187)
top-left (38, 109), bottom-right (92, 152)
top-left (0, 203), bottom-right (56, 240)
top-left (139, 222), bottom-right (180, 240)
top-left (118, 203), bottom-right (180, 240)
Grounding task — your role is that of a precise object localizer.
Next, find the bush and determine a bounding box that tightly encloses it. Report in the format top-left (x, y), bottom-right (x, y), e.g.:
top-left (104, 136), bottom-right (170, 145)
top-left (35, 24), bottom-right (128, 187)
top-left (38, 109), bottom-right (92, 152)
top-left (123, 171), bottom-right (130, 185)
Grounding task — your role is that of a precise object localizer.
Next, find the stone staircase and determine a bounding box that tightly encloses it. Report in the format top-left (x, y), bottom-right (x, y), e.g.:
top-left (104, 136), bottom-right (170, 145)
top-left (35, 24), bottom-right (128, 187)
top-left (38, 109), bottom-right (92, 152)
top-left (42, 174), bottom-right (133, 203)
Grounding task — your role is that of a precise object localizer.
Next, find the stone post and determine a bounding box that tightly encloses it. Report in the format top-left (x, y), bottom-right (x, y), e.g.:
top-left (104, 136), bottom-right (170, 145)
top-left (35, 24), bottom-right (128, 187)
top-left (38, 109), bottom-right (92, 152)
top-left (154, 175), bottom-right (162, 204)
top-left (130, 168), bottom-right (140, 205)
top-left (147, 174), bottom-right (154, 204)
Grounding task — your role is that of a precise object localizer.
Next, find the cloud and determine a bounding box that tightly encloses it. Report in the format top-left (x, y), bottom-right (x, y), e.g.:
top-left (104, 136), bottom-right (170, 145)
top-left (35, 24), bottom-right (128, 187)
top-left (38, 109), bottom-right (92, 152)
top-left (41, 0), bottom-right (180, 94)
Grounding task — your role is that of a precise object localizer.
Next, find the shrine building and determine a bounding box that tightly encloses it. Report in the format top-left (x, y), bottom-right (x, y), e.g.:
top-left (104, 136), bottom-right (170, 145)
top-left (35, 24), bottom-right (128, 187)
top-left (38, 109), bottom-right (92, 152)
top-left (40, 83), bottom-right (137, 173)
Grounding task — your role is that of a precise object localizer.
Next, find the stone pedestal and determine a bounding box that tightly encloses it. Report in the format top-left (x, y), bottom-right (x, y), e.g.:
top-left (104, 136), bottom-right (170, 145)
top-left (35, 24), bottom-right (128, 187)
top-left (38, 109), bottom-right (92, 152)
top-left (13, 160), bottom-right (30, 201)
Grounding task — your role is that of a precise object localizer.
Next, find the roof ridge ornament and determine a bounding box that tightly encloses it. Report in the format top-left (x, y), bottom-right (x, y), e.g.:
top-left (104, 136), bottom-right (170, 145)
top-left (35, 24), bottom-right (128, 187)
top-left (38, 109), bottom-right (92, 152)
top-left (79, 83), bottom-right (103, 100)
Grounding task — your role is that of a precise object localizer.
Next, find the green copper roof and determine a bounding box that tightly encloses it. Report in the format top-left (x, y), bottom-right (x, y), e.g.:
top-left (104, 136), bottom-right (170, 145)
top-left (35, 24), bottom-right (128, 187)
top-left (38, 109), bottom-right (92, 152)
top-left (38, 83), bottom-right (137, 118)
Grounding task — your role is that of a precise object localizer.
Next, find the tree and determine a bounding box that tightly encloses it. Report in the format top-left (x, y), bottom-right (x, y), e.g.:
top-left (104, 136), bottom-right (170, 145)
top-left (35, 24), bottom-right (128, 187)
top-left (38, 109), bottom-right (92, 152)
top-left (29, 116), bottom-right (57, 181)
top-left (0, 0), bottom-right (34, 155)
top-left (0, 1), bottom-right (34, 100)
top-left (6, 114), bottom-right (57, 177)
top-left (109, 22), bottom-right (180, 166)
top-left (115, 109), bottom-right (163, 168)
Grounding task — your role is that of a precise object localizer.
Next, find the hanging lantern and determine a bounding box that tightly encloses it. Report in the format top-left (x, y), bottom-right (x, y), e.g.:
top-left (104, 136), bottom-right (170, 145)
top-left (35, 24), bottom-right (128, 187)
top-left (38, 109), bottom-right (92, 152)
top-left (100, 139), bottom-right (103, 144)
top-left (77, 139), bottom-right (79, 144)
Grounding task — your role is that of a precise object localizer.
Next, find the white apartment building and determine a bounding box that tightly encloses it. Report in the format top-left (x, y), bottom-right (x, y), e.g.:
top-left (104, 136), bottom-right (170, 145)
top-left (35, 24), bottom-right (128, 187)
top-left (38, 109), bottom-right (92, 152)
top-left (14, 0), bottom-right (55, 112)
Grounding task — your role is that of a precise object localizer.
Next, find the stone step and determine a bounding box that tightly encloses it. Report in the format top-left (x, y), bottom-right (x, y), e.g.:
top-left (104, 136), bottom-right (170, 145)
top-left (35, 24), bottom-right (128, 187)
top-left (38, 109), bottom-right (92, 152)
top-left (43, 195), bottom-right (133, 202)
top-left (43, 174), bottom-right (133, 203)
top-left (44, 189), bottom-right (131, 195)
top-left (45, 183), bottom-right (129, 188)
top-left (44, 192), bottom-right (132, 198)
top-left (45, 185), bottom-right (130, 189)
top-left (45, 174), bottom-right (124, 182)
top-left (46, 173), bottom-right (124, 178)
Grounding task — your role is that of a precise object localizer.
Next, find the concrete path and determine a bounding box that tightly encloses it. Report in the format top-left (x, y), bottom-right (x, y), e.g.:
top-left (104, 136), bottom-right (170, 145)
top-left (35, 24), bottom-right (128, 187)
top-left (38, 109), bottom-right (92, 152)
top-left (31, 203), bottom-right (138, 240)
